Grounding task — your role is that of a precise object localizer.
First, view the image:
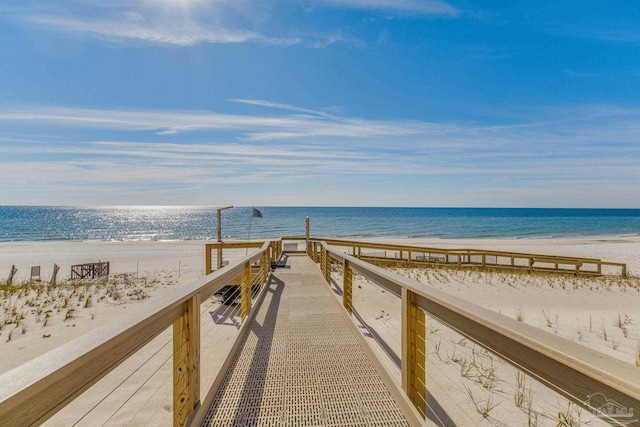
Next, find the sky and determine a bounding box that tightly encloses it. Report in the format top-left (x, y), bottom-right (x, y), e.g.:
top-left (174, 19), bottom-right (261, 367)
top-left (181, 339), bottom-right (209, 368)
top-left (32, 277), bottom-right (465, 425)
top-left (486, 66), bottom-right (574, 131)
top-left (0, 1), bottom-right (639, 208)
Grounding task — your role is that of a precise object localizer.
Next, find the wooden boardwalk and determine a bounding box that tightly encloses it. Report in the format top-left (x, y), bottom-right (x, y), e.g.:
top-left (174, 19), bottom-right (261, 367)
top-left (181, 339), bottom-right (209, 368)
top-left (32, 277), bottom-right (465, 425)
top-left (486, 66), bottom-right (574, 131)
top-left (201, 254), bottom-right (413, 427)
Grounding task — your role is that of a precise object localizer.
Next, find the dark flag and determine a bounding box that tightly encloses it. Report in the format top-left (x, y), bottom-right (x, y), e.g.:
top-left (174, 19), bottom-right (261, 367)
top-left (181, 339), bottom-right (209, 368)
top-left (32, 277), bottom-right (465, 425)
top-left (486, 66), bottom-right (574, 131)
top-left (247, 207), bottom-right (264, 251)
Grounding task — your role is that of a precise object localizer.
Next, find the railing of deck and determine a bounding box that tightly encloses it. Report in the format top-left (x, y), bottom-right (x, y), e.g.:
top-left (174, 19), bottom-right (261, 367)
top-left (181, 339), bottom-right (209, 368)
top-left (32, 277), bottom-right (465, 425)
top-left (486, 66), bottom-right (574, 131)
top-left (0, 240), bottom-right (281, 427)
top-left (308, 239), bottom-right (640, 426)
top-left (300, 237), bottom-right (628, 276)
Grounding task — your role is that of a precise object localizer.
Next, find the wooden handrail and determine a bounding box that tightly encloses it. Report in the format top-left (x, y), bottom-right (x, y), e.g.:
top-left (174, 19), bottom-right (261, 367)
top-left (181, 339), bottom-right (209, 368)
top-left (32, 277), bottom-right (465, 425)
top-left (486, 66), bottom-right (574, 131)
top-left (301, 236), bottom-right (627, 276)
top-left (314, 240), bottom-right (640, 425)
top-left (0, 240), bottom-right (278, 427)
top-left (307, 236), bottom-right (604, 260)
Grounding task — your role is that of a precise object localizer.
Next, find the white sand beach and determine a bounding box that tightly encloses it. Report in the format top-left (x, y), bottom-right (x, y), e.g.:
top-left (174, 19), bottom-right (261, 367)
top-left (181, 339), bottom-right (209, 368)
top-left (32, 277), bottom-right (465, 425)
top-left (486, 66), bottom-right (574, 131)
top-left (1, 236), bottom-right (639, 425)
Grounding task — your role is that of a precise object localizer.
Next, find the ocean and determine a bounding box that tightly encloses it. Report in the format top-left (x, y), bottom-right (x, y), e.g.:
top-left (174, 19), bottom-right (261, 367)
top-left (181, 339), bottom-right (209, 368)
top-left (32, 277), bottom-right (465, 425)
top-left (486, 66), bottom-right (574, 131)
top-left (0, 206), bottom-right (639, 243)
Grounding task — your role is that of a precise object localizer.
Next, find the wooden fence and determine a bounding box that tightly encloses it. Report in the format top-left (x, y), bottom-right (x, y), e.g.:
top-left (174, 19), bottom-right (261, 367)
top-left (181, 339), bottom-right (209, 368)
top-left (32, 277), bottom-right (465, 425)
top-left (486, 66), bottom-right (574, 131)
top-left (71, 261), bottom-right (110, 280)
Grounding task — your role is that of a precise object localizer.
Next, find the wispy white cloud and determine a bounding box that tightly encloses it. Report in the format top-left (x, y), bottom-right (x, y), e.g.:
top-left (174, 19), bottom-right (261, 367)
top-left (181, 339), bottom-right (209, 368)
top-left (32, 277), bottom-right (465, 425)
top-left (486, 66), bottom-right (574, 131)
top-left (22, 14), bottom-right (270, 46)
top-left (1, 102), bottom-right (639, 206)
top-left (16, 2), bottom-right (298, 47)
top-left (11, 0), bottom-right (459, 50)
top-left (310, 0), bottom-right (459, 16)
top-left (229, 99), bottom-right (336, 118)
top-left (560, 26), bottom-right (640, 46)
top-left (0, 104), bottom-right (451, 143)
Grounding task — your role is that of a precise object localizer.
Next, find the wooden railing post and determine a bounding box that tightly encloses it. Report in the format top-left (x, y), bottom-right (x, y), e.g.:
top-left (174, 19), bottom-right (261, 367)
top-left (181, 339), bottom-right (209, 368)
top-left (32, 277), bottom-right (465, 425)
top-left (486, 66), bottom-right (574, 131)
top-left (271, 242), bottom-right (277, 265)
top-left (205, 244), bottom-right (212, 275)
top-left (343, 259), bottom-right (353, 314)
top-left (324, 251), bottom-right (332, 285)
top-left (173, 293), bottom-right (200, 427)
top-left (401, 289), bottom-right (426, 418)
top-left (241, 261), bottom-right (251, 321)
top-left (320, 246), bottom-right (327, 283)
top-left (261, 251), bottom-right (268, 284)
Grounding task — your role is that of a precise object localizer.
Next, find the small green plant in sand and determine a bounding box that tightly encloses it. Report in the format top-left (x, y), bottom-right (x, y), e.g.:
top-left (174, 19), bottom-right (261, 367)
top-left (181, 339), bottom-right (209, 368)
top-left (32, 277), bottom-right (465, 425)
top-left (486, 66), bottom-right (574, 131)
top-left (600, 322), bottom-right (608, 341)
top-left (514, 371), bottom-right (527, 408)
top-left (464, 385), bottom-right (500, 419)
top-left (542, 310), bottom-right (552, 328)
top-left (556, 402), bottom-right (581, 426)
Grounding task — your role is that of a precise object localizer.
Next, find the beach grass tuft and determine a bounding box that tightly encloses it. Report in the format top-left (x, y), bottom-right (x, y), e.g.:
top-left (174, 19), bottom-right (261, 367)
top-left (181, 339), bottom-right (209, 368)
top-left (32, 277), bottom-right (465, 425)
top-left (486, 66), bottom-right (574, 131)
top-left (1, 272), bottom-right (171, 343)
top-left (464, 385), bottom-right (500, 419)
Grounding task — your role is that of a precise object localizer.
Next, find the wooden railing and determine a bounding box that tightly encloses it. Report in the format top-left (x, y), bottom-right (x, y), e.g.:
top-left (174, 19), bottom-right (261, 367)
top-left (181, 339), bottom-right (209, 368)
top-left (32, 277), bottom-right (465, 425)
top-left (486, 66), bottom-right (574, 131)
top-left (204, 240), bottom-right (280, 273)
top-left (302, 237), bottom-right (628, 277)
top-left (310, 240), bottom-right (640, 426)
top-left (0, 240), bottom-right (281, 427)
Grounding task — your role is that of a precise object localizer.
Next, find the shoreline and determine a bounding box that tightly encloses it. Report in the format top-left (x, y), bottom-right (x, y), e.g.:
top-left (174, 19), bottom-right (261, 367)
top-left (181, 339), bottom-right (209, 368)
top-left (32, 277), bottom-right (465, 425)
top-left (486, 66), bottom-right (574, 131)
top-left (2, 235), bottom-right (639, 284)
top-left (1, 230), bottom-right (639, 242)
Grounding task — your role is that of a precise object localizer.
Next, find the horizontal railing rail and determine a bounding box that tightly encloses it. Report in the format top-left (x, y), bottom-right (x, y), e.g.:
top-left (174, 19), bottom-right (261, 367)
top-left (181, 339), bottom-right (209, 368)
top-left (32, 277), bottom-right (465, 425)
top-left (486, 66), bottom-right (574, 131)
top-left (205, 240), bottom-right (282, 273)
top-left (302, 237), bottom-right (627, 276)
top-left (0, 240), bottom-right (281, 427)
top-left (310, 239), bottom-right (640, 426)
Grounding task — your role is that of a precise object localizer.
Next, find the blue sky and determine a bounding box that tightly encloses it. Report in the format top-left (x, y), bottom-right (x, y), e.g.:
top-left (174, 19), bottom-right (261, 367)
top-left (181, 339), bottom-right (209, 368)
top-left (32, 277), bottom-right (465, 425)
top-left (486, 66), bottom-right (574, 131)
top-left (1, 1), bottom-right (639, 207)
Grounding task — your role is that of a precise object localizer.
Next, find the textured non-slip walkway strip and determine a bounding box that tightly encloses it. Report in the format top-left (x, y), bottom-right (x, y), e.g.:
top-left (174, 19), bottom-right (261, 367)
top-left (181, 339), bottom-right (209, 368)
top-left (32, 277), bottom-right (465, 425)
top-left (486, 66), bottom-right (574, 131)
top-left (201, 254), bottom-right (411, 427)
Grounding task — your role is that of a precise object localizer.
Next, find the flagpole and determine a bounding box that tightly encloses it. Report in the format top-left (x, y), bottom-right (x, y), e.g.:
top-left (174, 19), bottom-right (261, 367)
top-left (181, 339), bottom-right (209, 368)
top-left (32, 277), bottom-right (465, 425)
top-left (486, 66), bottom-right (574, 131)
top-left (246, 207), bottom-right (254, 255)
top-left (216, 205), bottom-right (233, 270)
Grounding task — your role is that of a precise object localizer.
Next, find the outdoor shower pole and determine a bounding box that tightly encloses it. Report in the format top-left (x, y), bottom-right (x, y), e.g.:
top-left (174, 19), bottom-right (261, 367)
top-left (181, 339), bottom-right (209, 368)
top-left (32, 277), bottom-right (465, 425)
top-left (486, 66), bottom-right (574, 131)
top-left (217, 206), bottom-right (233, 270)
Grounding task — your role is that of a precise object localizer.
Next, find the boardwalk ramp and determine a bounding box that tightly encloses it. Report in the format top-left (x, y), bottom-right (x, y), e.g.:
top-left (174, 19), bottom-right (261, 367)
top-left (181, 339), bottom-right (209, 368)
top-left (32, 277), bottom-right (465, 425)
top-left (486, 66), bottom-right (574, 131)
top-left (201, 254), bottom-right (421, 426)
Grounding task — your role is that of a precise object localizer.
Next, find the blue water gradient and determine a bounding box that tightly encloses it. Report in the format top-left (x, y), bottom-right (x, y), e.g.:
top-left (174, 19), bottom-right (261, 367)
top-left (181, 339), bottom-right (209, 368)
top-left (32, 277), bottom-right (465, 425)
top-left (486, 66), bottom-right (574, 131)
top-left (0, 206), bottom-right (639, 242)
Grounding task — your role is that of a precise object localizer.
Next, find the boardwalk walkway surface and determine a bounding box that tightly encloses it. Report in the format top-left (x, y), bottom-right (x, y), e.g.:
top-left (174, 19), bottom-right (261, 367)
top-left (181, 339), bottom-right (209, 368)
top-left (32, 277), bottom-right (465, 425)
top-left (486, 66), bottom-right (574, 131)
top-left (201, 254), bottom-right (412, 427)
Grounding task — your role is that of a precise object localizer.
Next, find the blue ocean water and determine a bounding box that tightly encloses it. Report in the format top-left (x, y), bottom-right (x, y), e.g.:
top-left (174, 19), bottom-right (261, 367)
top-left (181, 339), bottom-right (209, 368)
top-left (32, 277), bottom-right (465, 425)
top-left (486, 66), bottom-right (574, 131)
top-left (0, 206), bottom-right (639, 242)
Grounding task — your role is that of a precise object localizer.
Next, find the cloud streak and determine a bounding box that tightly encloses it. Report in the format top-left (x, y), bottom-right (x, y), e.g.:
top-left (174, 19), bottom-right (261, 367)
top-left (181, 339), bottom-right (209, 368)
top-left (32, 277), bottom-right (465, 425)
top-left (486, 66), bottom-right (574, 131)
top-left (0, 104), bottom-right (451, 143)
top-left (11, 0), bottom-right (459, 50)
top-left (1, 101), bottom-right (638, 206)
top-left (310, 0), bottom-right (459, 16)
top-left (22, 14), bottom-right (270, 46)
top-left (16, 2), bottom-right (298, 47)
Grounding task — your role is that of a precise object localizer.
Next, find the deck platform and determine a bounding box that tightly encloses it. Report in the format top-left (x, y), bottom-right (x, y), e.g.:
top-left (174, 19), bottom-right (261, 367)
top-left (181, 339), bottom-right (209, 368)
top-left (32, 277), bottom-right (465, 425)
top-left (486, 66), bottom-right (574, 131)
top-left (201, 254), bottom-right (412, 426)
